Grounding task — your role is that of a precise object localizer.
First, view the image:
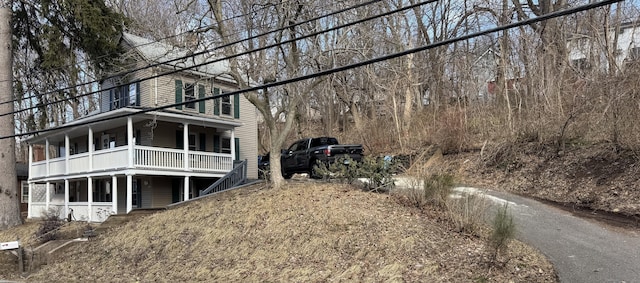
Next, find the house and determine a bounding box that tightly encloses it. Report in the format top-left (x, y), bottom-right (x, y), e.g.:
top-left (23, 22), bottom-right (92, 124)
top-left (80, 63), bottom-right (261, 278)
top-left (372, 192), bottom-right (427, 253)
top-left (25, 33), bottom-right (258, 222)
top-left (568, 21), bottom-right (640, 72)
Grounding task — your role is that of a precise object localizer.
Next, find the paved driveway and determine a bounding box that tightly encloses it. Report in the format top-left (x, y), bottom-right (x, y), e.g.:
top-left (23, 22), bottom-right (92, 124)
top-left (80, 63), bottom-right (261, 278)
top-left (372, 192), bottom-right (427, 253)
top-left (454, 187), bottom-right (640, 283)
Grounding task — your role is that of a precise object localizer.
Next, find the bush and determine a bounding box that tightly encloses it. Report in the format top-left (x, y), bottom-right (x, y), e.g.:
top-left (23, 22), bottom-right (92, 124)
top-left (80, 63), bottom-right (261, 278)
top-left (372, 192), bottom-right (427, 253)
top-left (314, 155), bottom-right (396, 192)
top-left (445, 192), bottom-right (489, 235)
top-left (422, 174), bottom-right (454, 208)
top-left (488, 203), bottom-right (516, 263)
top-left (36, 207), bottom-right (64, 243)
top-left (357, 156), bottom-right (396, 192)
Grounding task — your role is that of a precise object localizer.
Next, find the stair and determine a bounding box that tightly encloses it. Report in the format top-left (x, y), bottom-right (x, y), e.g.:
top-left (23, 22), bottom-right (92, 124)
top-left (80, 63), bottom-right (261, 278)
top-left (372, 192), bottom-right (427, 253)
top-left (94, 208), bottom-right (165, 234)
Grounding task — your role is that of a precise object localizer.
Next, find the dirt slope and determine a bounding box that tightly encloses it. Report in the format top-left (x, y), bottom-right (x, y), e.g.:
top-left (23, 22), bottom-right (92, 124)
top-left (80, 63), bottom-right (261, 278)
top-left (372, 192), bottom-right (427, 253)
top-left (438, 142), bottom-right (640, 222)
top-left (13, 182), bottom-right (555, 282)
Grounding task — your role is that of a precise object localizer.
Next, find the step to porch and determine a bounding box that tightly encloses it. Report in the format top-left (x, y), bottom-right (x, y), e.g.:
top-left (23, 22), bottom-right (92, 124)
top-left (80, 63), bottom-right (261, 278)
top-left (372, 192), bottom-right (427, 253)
top-left (95, 208), bottom-right (166, 235)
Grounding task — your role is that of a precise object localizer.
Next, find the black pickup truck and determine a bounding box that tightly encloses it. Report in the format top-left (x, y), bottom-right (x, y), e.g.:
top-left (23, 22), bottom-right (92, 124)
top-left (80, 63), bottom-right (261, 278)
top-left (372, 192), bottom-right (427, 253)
top-left (281, 137), bottom-right (363, 179)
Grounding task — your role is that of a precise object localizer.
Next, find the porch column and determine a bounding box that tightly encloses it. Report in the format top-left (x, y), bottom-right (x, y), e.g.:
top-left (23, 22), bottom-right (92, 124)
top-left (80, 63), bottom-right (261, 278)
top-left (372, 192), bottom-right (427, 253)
top-left (183, 123), bottom-right (189, 171)
top-left (64, 179), bottom-right (69, 219)
top-left (27, 182), bottom-right (32, 218)
top-left (231, 128), bottom-right (236, 161)
top-left (127, 117), bottom-right (134, 168)
top-left (65, 134), bottom-right (70, 174)
top-left (111, 175), bottom-right (118, 214)
top-left (183, 176), bottom-right (190, 201)
top-left (126, 174), bottom-right (133, 213)
top-left (28, 144), bottom-right (32, 178)
top-left (88, 127), bottom-right (93, 171)
top-left (45, 138), bottom-right (50, 177)
top-left (45, 181), bottom-right (50, 211)
top-left (88, 177), bottom-right (93, 222)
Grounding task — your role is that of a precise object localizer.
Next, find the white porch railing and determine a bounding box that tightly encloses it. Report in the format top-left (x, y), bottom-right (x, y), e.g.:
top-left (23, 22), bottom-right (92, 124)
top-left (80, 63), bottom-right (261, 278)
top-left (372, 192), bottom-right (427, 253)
top-left (30, 145), bottom-right (233, 179)
top-left (30, 202), bottom-right (114, 222)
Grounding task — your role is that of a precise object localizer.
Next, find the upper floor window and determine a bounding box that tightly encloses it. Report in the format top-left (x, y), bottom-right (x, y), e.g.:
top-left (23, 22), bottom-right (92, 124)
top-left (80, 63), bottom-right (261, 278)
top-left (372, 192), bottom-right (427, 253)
top-left (213, 87), bottom-right (240, 119)
top-left (221, 93), bottom-right (232, 115)
top-left (185, 83), bottom-right (195, 109)
top-left (628, 47), bottom-right (640, 61)
top-left (110, 82), bottom-right (140, 110)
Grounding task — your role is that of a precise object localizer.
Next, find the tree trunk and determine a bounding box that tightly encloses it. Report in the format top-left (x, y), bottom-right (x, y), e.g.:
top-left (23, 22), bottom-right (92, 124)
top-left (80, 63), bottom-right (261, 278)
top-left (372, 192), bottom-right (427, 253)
top-left (0, 7), bottom-right (22, 230)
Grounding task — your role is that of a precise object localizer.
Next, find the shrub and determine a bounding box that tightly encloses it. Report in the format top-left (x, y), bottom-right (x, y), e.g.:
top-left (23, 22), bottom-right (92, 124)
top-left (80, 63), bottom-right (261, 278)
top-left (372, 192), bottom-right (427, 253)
top-left (422, 174), bottom-right (454, 207)
top-left (356, 155), bottom-right (396, 192)
top-left (35, 207), bottom-right (64, 243)
top-left (445, 192), bottom-right (489, 235)
top-left (488, 203), bottom-right (516, 263)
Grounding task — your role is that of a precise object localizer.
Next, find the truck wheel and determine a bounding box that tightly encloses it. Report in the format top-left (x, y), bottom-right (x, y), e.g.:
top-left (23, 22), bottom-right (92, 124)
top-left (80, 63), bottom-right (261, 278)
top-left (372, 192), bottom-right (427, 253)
top-left (282, 172), bottom-right (293, 179)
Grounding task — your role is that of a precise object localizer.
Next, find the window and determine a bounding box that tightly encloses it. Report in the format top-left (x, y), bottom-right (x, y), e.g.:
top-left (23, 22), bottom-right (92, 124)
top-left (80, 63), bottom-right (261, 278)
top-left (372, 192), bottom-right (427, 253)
top-left (221, 92), bottom-right (232, 115)
top-left (189, 134), bottom-right (196, 151)
top-left (110, 82), bottom-right (140, 110)
top-left (21, 181), bottom-right (28, 203)
top-left (92, 179), bottom-right (112, 202)
top-left (221, 138), bottom-right (231, 154)
top-left (629, 47), bottom-right (640, 61)
top-left (132, 179), bottom-right (139, 207)
top-left (185, 83), bottom-right (195, 109)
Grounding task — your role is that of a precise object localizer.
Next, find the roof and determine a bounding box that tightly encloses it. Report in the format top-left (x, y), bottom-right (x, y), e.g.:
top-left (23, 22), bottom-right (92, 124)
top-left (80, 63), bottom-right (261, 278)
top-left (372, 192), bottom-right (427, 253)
top-left (121, 32), bottom-right (233, 80)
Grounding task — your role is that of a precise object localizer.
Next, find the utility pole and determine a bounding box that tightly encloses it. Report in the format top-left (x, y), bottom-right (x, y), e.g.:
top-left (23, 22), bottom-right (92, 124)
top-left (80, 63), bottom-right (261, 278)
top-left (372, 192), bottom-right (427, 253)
top-left (0, 5), bottom-right (22, 230)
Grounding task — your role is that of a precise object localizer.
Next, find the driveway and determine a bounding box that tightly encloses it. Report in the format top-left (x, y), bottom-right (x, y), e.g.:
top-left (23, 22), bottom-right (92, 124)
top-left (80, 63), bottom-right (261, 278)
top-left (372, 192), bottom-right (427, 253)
top-left (454, 187), bottom-right (640, 283)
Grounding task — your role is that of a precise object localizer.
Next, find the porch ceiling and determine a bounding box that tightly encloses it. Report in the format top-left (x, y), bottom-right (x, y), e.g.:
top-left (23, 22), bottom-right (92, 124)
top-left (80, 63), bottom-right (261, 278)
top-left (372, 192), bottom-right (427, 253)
top-left (26, 108), bottom-right (242, 144)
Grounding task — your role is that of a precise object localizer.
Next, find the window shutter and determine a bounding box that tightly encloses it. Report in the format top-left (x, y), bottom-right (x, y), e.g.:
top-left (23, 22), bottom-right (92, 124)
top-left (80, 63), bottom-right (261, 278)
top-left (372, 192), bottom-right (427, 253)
top-left (198, 85), bottom-right (205, 113)
top-left (109, 89), bottom-right (113, 110)
top-left (234, 94), bottom-right (240, 119)
top-left (213, 135), bottom-right (220, 153)
top-left (234, 138), bottom-right (240, 160)
top-left (176, 130), bottom-right (183, 149)
top-left (136, 82), bottom-right (141, 106)
top-left (213, 87), bottom-right (220, 115)
top-left (175, 80), bottom-right (183, 110)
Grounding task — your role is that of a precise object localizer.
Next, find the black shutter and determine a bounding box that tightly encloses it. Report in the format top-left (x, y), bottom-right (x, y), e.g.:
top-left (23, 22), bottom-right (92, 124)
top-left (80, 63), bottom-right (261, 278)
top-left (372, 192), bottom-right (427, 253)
top-left (175, 80), bottom-right (183, 110)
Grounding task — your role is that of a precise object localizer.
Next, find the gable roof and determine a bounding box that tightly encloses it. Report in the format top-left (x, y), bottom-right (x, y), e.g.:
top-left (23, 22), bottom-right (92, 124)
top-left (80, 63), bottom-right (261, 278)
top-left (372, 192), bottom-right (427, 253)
top-left (122, 32), bottom-right (233, 81)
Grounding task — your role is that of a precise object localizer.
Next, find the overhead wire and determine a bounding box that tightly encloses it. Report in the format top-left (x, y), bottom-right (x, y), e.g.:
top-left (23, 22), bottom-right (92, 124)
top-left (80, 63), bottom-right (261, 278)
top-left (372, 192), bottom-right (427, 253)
top-left (0, 0), bottom-right (623, 140)
top-left (1, 0), bottom-right (407, 118)
top-left (2, 0), bottom-right (382, 106)
top-left (1, 0), bottom-right (300, 87)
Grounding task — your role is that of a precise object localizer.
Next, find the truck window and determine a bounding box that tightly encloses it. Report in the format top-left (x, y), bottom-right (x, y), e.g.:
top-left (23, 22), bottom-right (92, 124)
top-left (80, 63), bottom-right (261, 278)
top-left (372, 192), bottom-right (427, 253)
top-left (311, 137), bottom-right (338, 147)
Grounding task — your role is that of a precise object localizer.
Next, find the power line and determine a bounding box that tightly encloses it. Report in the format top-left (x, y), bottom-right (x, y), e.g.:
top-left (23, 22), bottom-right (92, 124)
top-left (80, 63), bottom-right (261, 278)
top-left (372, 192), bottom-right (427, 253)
top-left (1, 0), bottom-right (623, 140)
top-left (2, 0), bottom-right (382, 107)
top-left (2, 0), bottom-right (301, 87)
top-left (1, 0), bottom-right (408, 118)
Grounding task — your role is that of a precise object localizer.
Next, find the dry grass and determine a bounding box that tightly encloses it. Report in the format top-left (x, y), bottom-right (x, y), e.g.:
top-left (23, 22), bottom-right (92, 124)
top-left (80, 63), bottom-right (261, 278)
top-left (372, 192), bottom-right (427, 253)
top-left (2, 182), bottom-right (556, 282)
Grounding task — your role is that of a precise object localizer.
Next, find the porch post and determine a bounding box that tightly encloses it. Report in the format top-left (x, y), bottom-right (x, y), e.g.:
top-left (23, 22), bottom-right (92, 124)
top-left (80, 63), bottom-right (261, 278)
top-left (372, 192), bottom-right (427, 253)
top-left (183, 176), bottom-right (190, 201)
top-left (64, 179), bottom-right (69, 219)
top-left (127, 117), bottom-right (134, 168)
top-left (88, 127), bottom-right (93, 171)
top-left (87, 177), bottom-right (93, 222)
top-left (45, 181), bottom-right (50, 211)
top-left (231, 128), bottom-right (236, 161)
top-left (45, 138), bottom-right (50, 177)
top-left (183, 123), bottom-right (189, 171)
top-left (28, 144), bottom-right (32, 178)
top-left (65, 134), bottom-right (70, 174)
top-left (27, 182), bottom-right (32, 218)
top-left (126, 174), bottom-right (133, 213)
top-left (111, 175), bottom-right (118, 214)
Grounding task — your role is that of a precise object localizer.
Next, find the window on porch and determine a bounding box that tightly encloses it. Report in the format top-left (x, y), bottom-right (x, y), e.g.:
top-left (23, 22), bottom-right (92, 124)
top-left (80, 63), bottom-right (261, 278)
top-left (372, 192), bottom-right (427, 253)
top-left (93, 180), bottom-right (112, 202)
top-left (21, 181), bottom-right (28, 203)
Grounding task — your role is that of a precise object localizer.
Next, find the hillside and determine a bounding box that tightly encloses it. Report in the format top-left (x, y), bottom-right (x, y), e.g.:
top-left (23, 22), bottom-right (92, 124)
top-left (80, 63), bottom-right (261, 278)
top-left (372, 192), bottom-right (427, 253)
top-left (436, 142), bottom-right (640, 226)
top-left (3, 182), bottom-right (556, 282)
